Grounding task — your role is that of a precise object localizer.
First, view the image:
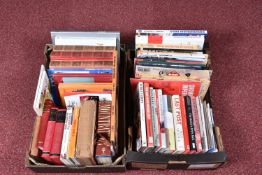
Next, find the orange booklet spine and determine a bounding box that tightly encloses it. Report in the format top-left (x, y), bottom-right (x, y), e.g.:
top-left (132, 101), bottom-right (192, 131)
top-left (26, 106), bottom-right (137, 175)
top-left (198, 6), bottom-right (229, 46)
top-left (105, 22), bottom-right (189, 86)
top-left (68, 106), bottom-right (80, 165)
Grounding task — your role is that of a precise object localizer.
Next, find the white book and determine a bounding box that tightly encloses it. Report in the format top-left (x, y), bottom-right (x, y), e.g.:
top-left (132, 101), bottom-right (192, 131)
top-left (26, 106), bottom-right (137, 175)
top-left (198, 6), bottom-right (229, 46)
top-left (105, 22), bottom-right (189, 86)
top-left (54, 36), bottom-right (116, 46)
top-left (33, 65), bottom-right (52, 116)
top-left (60, 107), bottom-right (74, 166)
top-left (136, 82), bottom-right (147, 151)
top-left (136, 35), bottom-right (205, 50)
top-left (171, 95), bottom-right (185, 154)
top-left (196, 97), bottom-right (208, 152)
top-left (157, 89), bottom-right (167, 151)
top-left (150, 88), bottom-right (160, 148)
top-left (136, 29), bottom-right (208, 36)
top-left (162, 95), bottom-right (176, 152)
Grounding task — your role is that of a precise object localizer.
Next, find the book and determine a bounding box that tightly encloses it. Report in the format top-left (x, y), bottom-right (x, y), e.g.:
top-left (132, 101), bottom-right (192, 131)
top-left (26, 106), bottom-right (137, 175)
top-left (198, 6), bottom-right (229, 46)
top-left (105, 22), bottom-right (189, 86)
top-left (52, 45), bottom-right (116, 52)
top-left (184, 96), bottom-right (197, 152)
top-left (136, 35), bottom-right (205, 50)
top-left (50, 109), bottom-right (66, 165)
top-left (163, 95), bottom-right (175, 153)
top-left (135, 82), bottom-right (147, 152)
top-left (156, 89), bottom-right (167, 153)
top-left (191, 96), bottom-right (203, 153)
top-left (136, 30), bottom-right (208, 37)
top-left (41, 108), bottom-right (57, 162)
top-left (150, 88), bottom-right (160, 151)
top-left (143, 83), bottom-right (154, 149)
top-left (154, 89), bottom-right (165, 151)
top-left (33, 65), bottom-right (53, 116)
top-left (60, 107), bottom-right (75, 166)
top-left (58, 83), bottom-right (113, 107)
top-left (75, 100), bottom-right (97, 165)
top-left (50, 50), bottom-right (116, 61)
top-left (196, 96), bottom-right (208, 152)
top-left (96, 101), bottom-right (112, 165)
top-left (37, 99), bottom-right (54, 150)
top-left (179, 96), bottom-right (190, 154)
top-left (30, 116), bottom-right (41, 157)
top-left (49, 60), bottom-right (114, 69)
top-left (64, 93), bottom-right (112, 107)
top-left (68, 106), bottom-right (81, 166)
top-left (134, 65), bottom-right (211, 99)
top-left (171, 95), bottom-right (185, 154)
top-left (130, 78), bottom-right (201, 97)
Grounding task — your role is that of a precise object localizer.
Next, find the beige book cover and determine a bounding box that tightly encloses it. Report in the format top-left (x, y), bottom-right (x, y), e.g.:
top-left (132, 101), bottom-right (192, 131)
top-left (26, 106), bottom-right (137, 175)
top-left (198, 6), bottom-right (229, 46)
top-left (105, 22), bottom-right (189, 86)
top-left (75, 100), bottom-right (97, 165)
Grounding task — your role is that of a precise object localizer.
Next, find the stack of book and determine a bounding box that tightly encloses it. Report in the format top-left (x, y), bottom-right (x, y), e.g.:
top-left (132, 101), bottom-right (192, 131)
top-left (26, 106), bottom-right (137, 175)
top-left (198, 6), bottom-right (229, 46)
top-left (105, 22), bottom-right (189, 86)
top-left (31, 32), bottom-right (120, 166)
top-left (132, 30), bottom-right (223, 154)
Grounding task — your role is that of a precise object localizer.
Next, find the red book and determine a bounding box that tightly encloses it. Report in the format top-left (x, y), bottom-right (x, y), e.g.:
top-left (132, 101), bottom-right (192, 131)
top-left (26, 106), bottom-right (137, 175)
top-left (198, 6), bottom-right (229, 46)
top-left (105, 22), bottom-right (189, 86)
top-left (41, 108), bottom-right (57, 162)
top-left (155, 89), bottom-right (162, 149)
top-left (144, 83), bottom-right (154, 148)
top-left (179, 96), bottom-right (190, 154)
top-left (37, 99), bottom-right (54, 150)
top-left (50, 109), bottom-right (66, 165)
top-left (191, 96), bottom-right (203, 153)
top-left (130, 78), bottom-right (201, 97)
top-left (50, 51), bottom-right (115, 61)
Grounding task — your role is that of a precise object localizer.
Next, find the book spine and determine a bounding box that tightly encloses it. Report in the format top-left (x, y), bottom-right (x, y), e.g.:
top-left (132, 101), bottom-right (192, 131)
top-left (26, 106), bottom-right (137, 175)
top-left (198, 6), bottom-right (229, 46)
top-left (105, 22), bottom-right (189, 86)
top-left (163, 95), bottom-right (175, 152)
top-left (138, 82), bottom-right (147, 149)
top-left (50, 109), bottom-right (66, 165)
top-left (68, 107), bottom-right (80, 166)
top-left (157, 89), bottom-right (167, 152)
top-left (60, 107), bottom-right (74, 166)
top-left (143, 83), bottom-right (154, 148)
top-left (154, 89), bottom-right (162, 151)
top-left (191, 96), bottom-right (203, 153)
top-left (150, 88), bottom-right (160, 149)
top-left (110, 51), bottom-right (117, 145)
top-left (41, 108), bottom-right (57, 162)
top-left (196, 96), bottom-right (208, 152)
top-left (50, 51), bottom-right (115, 61)
top-left (171, 95), bottom-right (185, 154)
top-left (49, 60), bottom-right (113, 69)
top-left (179, 96), bottom-right (190, 154)
top-left (52, 45), bottom-right (116, 52)
top-left (184, 96), bottom-right (197, 152)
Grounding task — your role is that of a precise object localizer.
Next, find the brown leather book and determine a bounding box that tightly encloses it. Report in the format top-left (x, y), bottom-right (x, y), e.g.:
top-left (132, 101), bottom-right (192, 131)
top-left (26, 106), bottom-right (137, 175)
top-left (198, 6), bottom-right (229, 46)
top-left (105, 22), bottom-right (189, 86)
top-left (75, 100), bottom-right (97, 165)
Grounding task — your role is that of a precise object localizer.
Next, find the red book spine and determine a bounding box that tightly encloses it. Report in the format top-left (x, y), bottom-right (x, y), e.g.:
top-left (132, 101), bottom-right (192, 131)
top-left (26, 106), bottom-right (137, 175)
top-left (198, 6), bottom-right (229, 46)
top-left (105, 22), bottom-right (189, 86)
top-left (37, 99), bottom-right (54, 150)
top-left (50, 51), bottom-right (114, 61)
top-left (191, 96), bottom-right (203, 153)
top-left (155, 89), bottom-right (162, 148)
top-left (144, 83), bottom-right (154, 147)
top-left (50, 109), bottom-right (66, 165)
top-left (41, 108), bottom-right (57, 162)
top-left (179, 96), bottom-right (190, 154)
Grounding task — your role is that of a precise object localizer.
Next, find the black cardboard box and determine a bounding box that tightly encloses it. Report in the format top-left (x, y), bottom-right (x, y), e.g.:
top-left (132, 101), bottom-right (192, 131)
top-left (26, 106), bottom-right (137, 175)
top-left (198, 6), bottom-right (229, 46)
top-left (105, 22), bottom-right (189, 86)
top-left (25, 42), bottom-right (227, 172)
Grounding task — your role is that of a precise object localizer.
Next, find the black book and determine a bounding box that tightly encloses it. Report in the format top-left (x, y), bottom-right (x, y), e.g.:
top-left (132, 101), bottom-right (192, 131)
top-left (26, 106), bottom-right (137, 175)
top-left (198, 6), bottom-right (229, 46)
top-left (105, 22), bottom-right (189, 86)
top-left (184, 96), bottom-right (197, 151)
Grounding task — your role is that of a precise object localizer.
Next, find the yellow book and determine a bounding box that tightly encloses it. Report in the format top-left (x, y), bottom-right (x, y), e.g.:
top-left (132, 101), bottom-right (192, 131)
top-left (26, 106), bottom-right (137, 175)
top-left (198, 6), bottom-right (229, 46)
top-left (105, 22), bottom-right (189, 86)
top-left (68, 106), bottom-right (80, 165)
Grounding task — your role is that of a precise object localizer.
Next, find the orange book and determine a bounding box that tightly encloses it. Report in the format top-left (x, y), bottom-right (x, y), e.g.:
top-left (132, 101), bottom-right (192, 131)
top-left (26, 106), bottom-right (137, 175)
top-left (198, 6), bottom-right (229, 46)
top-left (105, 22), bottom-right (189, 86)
top-left (110, 51), bottom-right (118, 144)
top-left (67, 106), bottom-right (80, 165)
top-left (58, 83), bottom-right (113, 107)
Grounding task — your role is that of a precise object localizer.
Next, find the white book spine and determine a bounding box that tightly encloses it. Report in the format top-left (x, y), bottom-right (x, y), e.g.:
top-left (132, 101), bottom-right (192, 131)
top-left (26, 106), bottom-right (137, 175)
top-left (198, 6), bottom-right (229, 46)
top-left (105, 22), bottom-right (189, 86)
top-left (199, 99), bottom-right (208, 152)
top-left (150, 88), bottom-right (160, 147)
top-left (138, 82), bottom-right (147, 148)
top-left (171, 95), bottom-right (185, 154)
top-left (157, 89), bottom-right (166, 149)
top-left (196, 96), bottom-right (208, 152)
top-left (60, 107), bottom-right (74, 166)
